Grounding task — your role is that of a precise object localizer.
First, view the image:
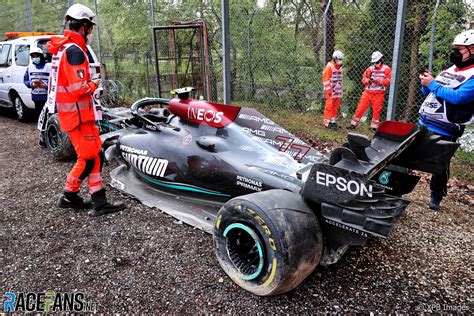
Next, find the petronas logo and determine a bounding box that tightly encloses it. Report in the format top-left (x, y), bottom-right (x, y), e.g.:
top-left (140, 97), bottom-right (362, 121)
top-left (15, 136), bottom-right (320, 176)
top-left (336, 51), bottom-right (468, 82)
top-left (379, 171), bottom-right (391, 185)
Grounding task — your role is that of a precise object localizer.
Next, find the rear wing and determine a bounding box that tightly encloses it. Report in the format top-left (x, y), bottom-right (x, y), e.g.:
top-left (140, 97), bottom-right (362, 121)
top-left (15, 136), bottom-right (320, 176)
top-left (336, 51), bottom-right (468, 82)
top-left (329, 121), bottom-right (459, 178)
top-left (301, 121), bottom-right (460, 239)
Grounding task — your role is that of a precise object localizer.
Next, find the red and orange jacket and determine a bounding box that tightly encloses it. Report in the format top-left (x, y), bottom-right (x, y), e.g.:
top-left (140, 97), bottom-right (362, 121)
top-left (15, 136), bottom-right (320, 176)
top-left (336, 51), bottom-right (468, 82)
top-left (361, 64), bottom-right (392, 93)
top-left (47, 30), bottom-right (97, 132)
top-left (322, 61), bottom-right (343, 99)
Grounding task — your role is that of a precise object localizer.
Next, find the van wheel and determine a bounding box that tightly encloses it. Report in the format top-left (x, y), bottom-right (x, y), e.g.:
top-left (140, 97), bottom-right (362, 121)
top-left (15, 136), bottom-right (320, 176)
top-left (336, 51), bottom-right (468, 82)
top-left (213, 189), bottom-right (323, 296)
top-left (45, 114), bottom-right (75, 160)
top-left (14, 96), bottom-right (32, 122)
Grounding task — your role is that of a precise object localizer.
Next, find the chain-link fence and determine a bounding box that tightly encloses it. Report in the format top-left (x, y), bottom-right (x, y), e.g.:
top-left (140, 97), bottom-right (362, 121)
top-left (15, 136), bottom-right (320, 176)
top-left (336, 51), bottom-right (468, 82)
top-left (217, 0), bottom-right (472, 126)
top-left (101, 51), bottom-right (154, 103)
top-left (1, 0), bottom-right (472, 127)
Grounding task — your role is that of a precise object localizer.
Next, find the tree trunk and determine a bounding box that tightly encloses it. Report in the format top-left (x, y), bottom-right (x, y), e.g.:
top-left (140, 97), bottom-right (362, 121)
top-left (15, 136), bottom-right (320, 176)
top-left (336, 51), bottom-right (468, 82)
top-left (302, 0), bottom-right (323, 65)
top-left (322, 0), bottom-right (335, 63)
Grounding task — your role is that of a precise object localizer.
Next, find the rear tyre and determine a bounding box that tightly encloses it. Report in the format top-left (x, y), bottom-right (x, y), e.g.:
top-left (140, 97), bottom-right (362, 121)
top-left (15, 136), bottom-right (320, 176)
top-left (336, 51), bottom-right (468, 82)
top-left (14, 96), bottom-right (33, 122)
top-left (213, 189), bottom-right (323, 296)
top-left (45, 114), bottom-right (75, 160)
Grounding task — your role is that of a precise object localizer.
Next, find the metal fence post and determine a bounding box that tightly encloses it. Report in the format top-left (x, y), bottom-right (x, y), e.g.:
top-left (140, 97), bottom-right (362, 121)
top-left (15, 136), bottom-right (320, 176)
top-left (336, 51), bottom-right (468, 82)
top-left (429, 0), bottom-right (441, 72)
top-left (145, 52), bottom-right (150, 96)
top-left (59, 0), bottom-right (75, 34)
top-left (222, 0), bottom-right (231, 104)
top-left (150, 0), bottom-right (160, 96)
top-left (94, 0), bottom-right (102, 62)
top-left (25, 0), bottom-right (32, 32)
top-left (322, 0), bottom-right (332, 67)
top-left (386, 0), bottom-right (408, 121)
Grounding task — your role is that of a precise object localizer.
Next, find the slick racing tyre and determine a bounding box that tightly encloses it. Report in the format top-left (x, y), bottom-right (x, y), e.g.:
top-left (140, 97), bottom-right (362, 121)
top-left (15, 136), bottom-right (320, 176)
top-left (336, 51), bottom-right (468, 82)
top-left (213, 189), bottom-right (323, 296)
top-left (45, 114), bottom-right (75, 160)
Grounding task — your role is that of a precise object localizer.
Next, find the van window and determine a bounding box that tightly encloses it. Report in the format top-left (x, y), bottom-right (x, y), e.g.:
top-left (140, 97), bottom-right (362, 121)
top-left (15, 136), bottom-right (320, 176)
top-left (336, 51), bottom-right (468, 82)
top-left (0, 44), bottom-right (12, 67)
top-left (85, 48), bottom-right (95, 63)
top-left (38, 40), bottom-right (96, 64)
top-left (15, 45), bottom-right (30, 66)
top-left (37, 39), bottom-right (52, 63)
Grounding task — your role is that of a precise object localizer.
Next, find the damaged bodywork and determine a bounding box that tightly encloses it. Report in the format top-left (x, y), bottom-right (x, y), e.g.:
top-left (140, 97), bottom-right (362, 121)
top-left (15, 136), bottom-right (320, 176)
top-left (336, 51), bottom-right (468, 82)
top-left (102, 88), bottom-right (459, 296)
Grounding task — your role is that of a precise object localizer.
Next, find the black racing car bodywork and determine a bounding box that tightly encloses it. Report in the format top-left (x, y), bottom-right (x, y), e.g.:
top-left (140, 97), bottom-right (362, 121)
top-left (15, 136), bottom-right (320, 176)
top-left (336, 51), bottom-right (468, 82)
top-left (102, 88), bottom-right (459, 296)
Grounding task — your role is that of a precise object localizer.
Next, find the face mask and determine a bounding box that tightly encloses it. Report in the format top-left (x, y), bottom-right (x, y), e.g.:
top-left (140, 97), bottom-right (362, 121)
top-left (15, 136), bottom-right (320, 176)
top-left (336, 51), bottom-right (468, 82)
top-left (373, 62), bottom-right (381, 67)
top-left (32, 57), bottom-right (41, 65)
top-left (449, 48), bottom-right (463, 65)
top-left (448, 48), bottom-right (474, 68)
top-left (86, 33), bottom-right (94, 45)
top-left (335, 59), bottom-right (342, 65)
top-left (84, 25), bottom-right (94, 45)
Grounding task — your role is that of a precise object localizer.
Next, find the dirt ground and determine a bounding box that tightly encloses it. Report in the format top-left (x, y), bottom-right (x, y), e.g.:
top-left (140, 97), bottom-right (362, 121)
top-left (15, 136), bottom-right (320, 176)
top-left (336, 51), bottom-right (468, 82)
top-left (0, 112), bottom-right (472, 313)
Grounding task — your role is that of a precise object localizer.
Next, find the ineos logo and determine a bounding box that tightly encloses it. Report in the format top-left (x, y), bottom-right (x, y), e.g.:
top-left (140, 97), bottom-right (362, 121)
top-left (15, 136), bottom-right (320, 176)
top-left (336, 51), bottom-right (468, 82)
top-left (188, 107), bottom-right (224, 124)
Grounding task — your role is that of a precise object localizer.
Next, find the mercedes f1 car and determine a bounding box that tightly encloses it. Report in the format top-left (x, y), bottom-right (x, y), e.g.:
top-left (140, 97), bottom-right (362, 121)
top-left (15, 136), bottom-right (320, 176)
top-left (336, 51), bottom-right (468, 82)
top-left (101, 88), bottom-right (459, 296)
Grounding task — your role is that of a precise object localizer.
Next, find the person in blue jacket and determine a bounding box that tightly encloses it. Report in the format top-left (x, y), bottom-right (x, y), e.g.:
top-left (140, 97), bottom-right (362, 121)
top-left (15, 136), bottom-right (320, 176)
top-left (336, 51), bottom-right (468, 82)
top-left (24, 47), bottom-right (51, 146)
top-left (418, 29), bottom-right (474, 210)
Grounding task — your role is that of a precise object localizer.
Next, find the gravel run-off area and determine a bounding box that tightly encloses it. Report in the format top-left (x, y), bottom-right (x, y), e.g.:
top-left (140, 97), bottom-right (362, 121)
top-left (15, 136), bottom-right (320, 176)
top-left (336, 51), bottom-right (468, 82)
top-left (0, 112), bottom-right (472, 313)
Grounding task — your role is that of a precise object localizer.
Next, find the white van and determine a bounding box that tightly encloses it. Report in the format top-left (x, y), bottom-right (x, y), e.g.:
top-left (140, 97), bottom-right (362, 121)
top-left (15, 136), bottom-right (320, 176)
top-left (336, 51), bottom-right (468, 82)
top-left (0, 32), bottom-right (101, 121)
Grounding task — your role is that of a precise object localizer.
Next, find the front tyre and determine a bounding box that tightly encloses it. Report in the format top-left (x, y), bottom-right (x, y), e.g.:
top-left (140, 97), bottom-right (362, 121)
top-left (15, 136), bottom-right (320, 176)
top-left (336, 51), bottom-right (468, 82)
top-left (14, 96), bottom-right (32, 122)
top-left (45, 114), bottom-right (75, 160)
top-left (213, 189), bottom-right (323, 296)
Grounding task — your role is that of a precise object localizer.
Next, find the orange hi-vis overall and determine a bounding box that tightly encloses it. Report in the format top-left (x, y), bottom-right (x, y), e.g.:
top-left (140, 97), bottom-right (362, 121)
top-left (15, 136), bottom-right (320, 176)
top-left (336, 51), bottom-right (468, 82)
top-left (322, 61), bottom-right (343, 127)
top-left (351, 64), bottom-right (391, 129)
top-left (47, 30), bottom-right (102, 194)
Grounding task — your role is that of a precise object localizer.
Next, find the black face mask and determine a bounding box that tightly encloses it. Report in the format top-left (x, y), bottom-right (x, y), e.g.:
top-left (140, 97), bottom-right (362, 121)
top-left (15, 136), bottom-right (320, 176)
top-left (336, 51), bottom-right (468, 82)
top-left (449, 48), bottom-right (473, 68)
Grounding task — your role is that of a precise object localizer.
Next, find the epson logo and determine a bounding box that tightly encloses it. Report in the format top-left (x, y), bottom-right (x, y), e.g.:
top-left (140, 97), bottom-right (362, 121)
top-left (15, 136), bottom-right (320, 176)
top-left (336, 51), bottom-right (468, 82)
top-left (188, 107), bottom-right (224, 124)
top-left (316, 171), bottom-right (373, 197)
top-left (123, 153), bottom-right (168, 178)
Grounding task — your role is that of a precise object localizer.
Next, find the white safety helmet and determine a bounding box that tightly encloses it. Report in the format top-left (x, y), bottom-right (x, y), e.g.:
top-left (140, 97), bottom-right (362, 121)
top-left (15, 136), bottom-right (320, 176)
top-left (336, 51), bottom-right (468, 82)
top-left (371, 51), bottom-right (383, 63)
top-left (29, 47), bottom-right (43, 56)
top-left (65, 3), bottom-right (96, 24)
top-left (332, 50), bottom-right (344, 60)
top-left (452, 30), bottom-right (474, 46)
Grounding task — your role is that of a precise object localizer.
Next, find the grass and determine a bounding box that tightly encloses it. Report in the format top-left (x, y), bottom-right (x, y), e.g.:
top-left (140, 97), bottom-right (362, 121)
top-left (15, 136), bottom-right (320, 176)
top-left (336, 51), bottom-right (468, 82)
top-left (235, 100), bottom-right (373, 143)
top-left (451, 149), bottom-right (474, 183)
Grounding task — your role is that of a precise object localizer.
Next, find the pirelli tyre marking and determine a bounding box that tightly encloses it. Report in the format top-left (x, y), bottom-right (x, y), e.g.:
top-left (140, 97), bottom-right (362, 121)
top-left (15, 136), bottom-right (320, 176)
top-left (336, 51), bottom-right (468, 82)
top-left (213, 190), bottom-right (323, 296)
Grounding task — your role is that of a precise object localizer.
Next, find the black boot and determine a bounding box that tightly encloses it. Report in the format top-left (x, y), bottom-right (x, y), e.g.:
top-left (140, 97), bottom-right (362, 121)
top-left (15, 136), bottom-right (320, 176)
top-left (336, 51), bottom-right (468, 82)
top-left (329, 122), bottom-right (339, 130)
top-left (429, 194), bottom-right (442, 211)
top-left (347, 124), bottom-right (357, 130)
top-left (90, 189), bottom-right (126, 216)
top-left (58, 191), bottom-right (92, 210)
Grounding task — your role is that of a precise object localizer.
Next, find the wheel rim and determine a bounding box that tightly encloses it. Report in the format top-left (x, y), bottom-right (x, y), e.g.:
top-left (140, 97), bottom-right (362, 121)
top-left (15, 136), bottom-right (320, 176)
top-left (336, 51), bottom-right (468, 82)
top-left (47, 124), bottom-right (59, 150)
top-left (15, 98), bottom-right (23, 118)
top-left (224, 223), bottom-right (264, 280)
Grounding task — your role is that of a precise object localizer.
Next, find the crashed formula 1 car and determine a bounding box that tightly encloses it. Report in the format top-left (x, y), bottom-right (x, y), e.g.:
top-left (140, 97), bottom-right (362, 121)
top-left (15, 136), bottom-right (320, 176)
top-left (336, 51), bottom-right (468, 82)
top-left (101, 88), bottom-right (459, 296)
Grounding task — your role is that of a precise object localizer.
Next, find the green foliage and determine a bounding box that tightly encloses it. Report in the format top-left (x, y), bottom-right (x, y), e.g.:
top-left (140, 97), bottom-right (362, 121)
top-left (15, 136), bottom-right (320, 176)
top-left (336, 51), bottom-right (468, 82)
top-left (419, 1), bottom-right (470, 74)
top-left (0, 0), bottom-right (470, 112)
top-left (341, 0), bottom-right (397, 113)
